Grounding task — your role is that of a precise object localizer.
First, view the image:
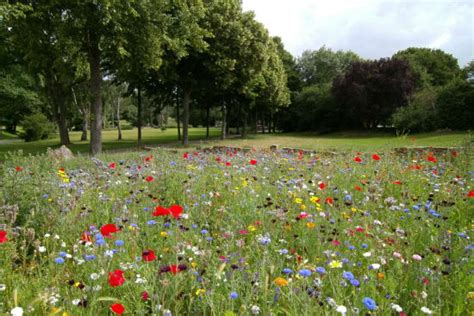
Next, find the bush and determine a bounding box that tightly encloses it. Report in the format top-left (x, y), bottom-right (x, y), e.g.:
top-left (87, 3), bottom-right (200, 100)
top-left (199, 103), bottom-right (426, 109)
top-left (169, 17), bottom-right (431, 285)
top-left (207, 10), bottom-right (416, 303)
top-left (391, 87), bottom-right (439, 133)
top-left (19, 113), bottom-right (55, 142)
top-left (436, 79), bottom-right (474, 130)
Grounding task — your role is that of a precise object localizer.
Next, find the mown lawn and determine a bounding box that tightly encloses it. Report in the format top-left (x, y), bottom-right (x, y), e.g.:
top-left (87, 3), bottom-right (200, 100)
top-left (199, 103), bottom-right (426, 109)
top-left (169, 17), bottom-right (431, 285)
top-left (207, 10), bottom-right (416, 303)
top-left (0, 128), bottom-right (471, 159)
top-left (0, 128), bottom-right (221, 157)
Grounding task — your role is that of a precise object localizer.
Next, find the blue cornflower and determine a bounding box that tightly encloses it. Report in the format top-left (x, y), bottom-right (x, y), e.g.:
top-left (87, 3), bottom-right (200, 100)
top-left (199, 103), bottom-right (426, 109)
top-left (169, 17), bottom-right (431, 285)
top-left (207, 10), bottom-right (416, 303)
top-left (316, 267), bottom-right (326, 274)
top-left (201, 229), bottom-right (208, 235)
top-left (361, 243), bottom-right (368, 249)
top-left (342, 271), bottom-right (355, 280)
top-left (229, 292), bottom-right (238, 299)
top-left (282, 268), bottom-right (293, 274)
top-left (164, 222), bottom-right (171, 228)
top-left (350, 279), bottom-right (360, 287)
top-left (348, 245), bottom-right (356, 250)
top-left (55, 257), bottom-right (65, 264)
top-left (362, 297), bottom-right (377, 310)
top-left (299, 269), bottom-right (312, 277)
top-left (279, 249), bottom-right (289, 255)
top-left (147, 220), bottom-right (157, 225)
top-left (84, 254), bottom-right (96, 261)
top-left (95, 239), bottom-right (106, 246)
top-left (115, 240), bottom-right (124, 247)
top-left (59, 252), bottom-right (67, 257)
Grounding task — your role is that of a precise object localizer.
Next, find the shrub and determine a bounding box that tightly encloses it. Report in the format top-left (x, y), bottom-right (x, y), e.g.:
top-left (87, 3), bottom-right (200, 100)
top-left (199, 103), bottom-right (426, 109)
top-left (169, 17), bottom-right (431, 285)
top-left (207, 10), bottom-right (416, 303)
top-left (436, 79), bottom-right (474, 130)
top-left (391, 87), bottom-right (439, 133)
top-left (19, 113), bottom-right (55, 142)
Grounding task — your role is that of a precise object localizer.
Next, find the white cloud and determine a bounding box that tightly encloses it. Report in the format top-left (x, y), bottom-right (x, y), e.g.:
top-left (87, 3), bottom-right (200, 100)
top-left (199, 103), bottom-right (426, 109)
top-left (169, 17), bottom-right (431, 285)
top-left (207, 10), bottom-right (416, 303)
top-left (242, 0), bottom-right (474, 66)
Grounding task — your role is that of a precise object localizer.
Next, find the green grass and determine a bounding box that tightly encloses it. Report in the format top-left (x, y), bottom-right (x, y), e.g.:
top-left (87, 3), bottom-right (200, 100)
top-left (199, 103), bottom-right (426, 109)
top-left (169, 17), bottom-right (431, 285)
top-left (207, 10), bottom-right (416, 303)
top-left (0, 128), bottom-right (471, 160)
top-left (0, 130), bottom-right (19, 140)
top-left (0, 127), bottom-right (221, 157)
top-left (207, 131), bottom-right (472, 150)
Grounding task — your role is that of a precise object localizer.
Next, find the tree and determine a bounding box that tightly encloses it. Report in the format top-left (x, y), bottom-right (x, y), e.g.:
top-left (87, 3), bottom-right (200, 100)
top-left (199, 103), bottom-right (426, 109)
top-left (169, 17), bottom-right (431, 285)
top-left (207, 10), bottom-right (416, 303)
top-left (463, 60), bottom-right (474, 85)
top-left (393, 48), bottom-right (462, 88)
top-left (436, 79), bottom-right (474, 130)
top-left (332, 58), bottom-right (415, 129)
top-left (297, 46), bottom-right (360, 86)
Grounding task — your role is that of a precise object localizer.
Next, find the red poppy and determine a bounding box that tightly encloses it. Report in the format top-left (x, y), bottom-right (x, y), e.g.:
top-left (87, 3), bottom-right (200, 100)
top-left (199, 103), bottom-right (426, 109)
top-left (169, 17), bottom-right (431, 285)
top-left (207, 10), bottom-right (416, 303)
top-left (169, 264), bottom-right (180, 274)
top-left (372, 154), bottom-right (380, 161)
top-left (225, 162), bottom-right (231, 166)
top-left (325, 197), bottom-right (334, 205)
top-left (145, 176), bottom-right (154, 182)
top-left (249, 159), bottom-right (258, 165)
top-left (110, 303), bottom-right (125, 315)
top-left (393, 180), bottom-right (402, 185)
top-left (238, 230), bottom-right (249, 235)
top-left (142, 249), bottom-right (156, 262)
top-left (108, 162), bottom-right (116, 169)
top-left (319, 182), bottom-right (326, 190)
top-left (169, 205), bottom-right (183, 219)
top-left (108, 270), bottom-right (125, 287)
top-left (354, 156), bottom-right (362, 163)
top-left (145, 155), bottom-right (153, 162)
top-left (354, 185), bottom-right (362, 191)
top-left (422, 277), bottom-right (430, 285)
top-left (183, 152), bottom-right (189, 159)
top-left (427, 153), bottom-right (437, 163)
top-left (141, 291), bottom-right (149, 301)
top-left (216, 156), bottom-right (222, 162)
top-left (101, 224), bottom-right (120, 238)
top-left (451, 150), bottom-right (458, 157)
top-left (0, 230), bottom-right (8, 243)
top-left (467, 191), bottom-right (474, 197)
top-left (15, 166), bottom-right (23, 172)
top-left (332, 240), bottom-right (341, 246)
top-left (298, 212), bottom-right (309, 219)
top-left (153, 206), bottom-right (170, 217)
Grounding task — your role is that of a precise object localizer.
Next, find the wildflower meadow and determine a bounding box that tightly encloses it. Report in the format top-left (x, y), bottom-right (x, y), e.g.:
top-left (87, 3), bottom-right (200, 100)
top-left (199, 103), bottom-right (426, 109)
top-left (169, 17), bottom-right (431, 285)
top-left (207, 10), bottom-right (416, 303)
top-left (0, 146), bottom-right (472, 315)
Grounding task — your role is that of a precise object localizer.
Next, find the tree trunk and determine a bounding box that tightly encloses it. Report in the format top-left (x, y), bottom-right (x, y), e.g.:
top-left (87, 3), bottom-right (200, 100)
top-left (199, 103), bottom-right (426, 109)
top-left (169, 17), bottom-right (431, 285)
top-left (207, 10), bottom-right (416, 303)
top-left (261, 114), bottom-right (266, 134)
top-left (117, 97), bottom-right (122, 140)
top-left (88, 37), bottom-right (102, 155)
top-left (56, 90), bottom-right (70, 146)
top-left (220, 102), bottom-right (226, 140)
top-left (206, 104), bottom-right (210, 139)
top-left (137, 85), bottom-right (142, 147)
top-left (182, 86), bottom-right (191, 145)
top-left (176, 87), bottom-right (181, 141)
top-left (242, 111), bottom-right (248, 138)
top-left (254, 108), bottom-right (258, 133)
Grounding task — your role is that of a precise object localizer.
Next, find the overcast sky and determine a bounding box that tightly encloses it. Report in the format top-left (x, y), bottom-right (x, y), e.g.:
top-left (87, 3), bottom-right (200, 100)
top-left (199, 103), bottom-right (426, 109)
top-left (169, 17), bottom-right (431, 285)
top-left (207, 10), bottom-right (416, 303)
top-left (242, 0), bottom-right (473, 66)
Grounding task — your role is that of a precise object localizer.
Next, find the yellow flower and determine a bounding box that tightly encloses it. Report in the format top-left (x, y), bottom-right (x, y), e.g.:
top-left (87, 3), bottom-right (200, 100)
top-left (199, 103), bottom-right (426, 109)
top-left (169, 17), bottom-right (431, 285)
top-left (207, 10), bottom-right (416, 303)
top-left (310, 196), bottom-right (320, 204)
top-left (242, 180), bottom-right (248, 187)
top-left (195, 288), bottom-right (206, 296)
top-left (300, 204), bottom-right (306, 210)
top-left (273, 277), bottom-right (289, 287)
top-left (329, 260), bottom-right (342, 268)
top-left (294, 198), bottom-right (303, 204)
top-left (247, 225), bottom-right (257, 232)
top-left (160, 231), bottom-right (168, 237)
top-left (306, 222), bottom-right (316, 229)
top-left (191, 262), bottom-right (197, 268)
top-left (468, 292), bottom-right (474, 300)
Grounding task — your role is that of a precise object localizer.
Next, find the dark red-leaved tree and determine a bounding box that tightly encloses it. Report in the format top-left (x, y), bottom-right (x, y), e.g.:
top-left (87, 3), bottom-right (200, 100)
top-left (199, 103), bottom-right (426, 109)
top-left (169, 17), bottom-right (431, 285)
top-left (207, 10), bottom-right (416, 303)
top-left (332, 58), bottom-right (415, 129)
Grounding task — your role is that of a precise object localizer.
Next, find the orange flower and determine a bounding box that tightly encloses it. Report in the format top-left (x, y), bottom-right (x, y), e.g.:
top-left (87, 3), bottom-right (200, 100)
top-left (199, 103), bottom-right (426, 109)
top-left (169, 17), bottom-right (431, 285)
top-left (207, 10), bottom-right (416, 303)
top-left (274, 277), bottom-right (288, 287)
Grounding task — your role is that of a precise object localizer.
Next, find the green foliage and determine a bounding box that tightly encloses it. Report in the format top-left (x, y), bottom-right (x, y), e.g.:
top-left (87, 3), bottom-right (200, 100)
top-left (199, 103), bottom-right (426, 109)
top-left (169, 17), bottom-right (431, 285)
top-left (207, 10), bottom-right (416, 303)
top-left (278, 84), bottom-right (336, 132)
top-left (436, 79), bottom-right (474, 130)
top-left (394, 47), bottom-right (462, 88)
top-left (297, 46), bottom-right (360, 86)
top-left (391, 88), bottom-right (440, 133)
top-left (19, 113), bottom-right (55, 142)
